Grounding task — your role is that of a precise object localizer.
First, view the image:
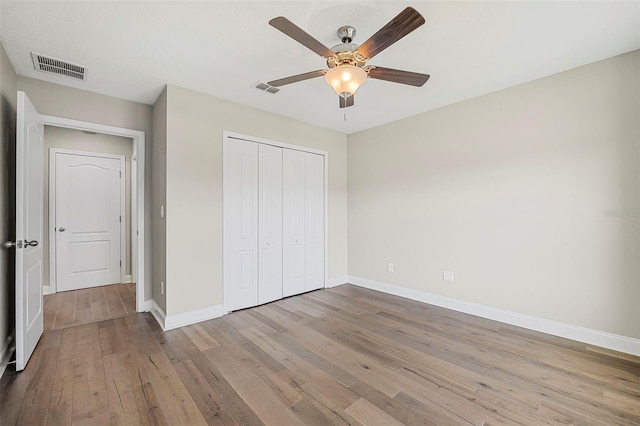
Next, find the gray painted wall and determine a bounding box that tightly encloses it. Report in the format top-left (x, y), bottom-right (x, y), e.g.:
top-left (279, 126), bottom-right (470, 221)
top-left (163, 85), bottom-right (348, 316)
top-left (348, 51), bottom-right (640, 339)
top-left (0, 41), bottom-right (17, 363)
top-left (151, 87), bottom-right (167, 312)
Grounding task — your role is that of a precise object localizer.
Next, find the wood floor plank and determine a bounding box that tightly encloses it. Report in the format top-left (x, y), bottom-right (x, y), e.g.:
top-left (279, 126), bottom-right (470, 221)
top-left (117, 283), bottom-right (136, 313)
top-left (3, 285), bottom-right (639, 426)
top-left (91, 300), bottom-right (111, 322)
top-left (138, 343), bottom-right (207, 424)
top-left (16, 330), bottom-right (62, 425)
top-left (45, 283), bottom-right (136, 331)
top-left (47, 327), bottom-right (77, 425)
top-left (184, 346), bottom-right (265, 426)
top-left (53, 295), bottom-right (76, 330)
top-left (173, 359), bottom-right (238, 425)
top-left (90, 286), bottom-right (106, 303)
top-left (104, 285), bottom-right (128, 318)
top-left (345, 397), bottom-right (406, 426)
top-left (349, 380), bottom-right (442, 426)
top-left (43, 292), bottom-right (61, 331)
top-left (182, 323), bottom-right (221, 351)
top-left (204, 346), bottom-right (304, 425)
top-left (103, 356), bottom-right (151, 426)
top-left (290, 397), bottom-right (345, 426)
top-left (240, 326), bottom-right (361, 410)
top-left (71, 324), bottom-right (110, 424)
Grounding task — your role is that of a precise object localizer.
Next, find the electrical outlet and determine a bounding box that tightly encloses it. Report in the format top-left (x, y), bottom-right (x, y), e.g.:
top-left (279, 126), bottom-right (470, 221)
top-left (443, 270), bottom-right (455, 282)
top-left (161, 281), bottom-right (164, 295)
top-left (387, 262), bottom-right (394, 273)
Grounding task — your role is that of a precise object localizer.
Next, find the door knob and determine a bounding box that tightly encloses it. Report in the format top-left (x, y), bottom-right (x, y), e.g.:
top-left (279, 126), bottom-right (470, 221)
top-left (58, 227), bottom-right (65, 232)
top-left (3, 241), bottom-right (21, 249)
top-left (24, 240), bottom-right (38, 248)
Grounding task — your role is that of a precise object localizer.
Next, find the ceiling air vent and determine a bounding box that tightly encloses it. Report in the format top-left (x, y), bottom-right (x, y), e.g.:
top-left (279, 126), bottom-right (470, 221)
top-left (252, 81), bottom-right (279, 94)
top-left (31, 52), bottom-right (87, 81)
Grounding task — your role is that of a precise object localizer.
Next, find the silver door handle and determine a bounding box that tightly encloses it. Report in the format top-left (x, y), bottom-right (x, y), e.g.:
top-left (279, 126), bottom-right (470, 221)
top-left (3, 241), bottom-right (21, 249)
top-left (24, 240), bottom-right (38, 248)
top-left (58, 227), bottom-right (65, 232)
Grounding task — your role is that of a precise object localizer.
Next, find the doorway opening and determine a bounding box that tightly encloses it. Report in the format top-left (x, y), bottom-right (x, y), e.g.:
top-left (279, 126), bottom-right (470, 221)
top-left (41, 115), bottom-right (146, 322)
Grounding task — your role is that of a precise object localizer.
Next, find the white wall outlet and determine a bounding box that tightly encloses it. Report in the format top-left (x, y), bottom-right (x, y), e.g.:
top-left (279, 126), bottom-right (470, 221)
top-left (160, 205), bottom-right (165, 218)
top-left (160, 281), bottom-right (164, 295)
top-left (443, 270), bottom-right (455, 282)
top-left (387, 262), bottom-right (394, 273)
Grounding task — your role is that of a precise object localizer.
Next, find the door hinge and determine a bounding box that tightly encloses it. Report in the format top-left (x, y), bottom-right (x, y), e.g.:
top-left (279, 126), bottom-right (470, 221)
top-left (119, 215), bottom-right (121, 223)
top-left (119, 171), bottom-right (122, 178)
top-left (120, 260), bottom-right (122, 267)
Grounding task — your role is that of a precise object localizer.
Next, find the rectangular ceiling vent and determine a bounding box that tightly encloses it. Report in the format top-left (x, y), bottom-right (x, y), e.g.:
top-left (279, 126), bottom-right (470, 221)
top-left (31, 52), bottom-right (87, 81)
top-left (252, 81), bottom-right (279, 94)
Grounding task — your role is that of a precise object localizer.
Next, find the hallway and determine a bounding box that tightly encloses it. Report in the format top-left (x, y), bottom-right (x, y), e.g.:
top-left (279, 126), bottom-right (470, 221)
top-left (44, 283), bottom-right (136, 331)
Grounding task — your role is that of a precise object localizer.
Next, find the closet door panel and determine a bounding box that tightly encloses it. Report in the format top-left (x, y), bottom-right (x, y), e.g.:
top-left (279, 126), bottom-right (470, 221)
top-left (224, 140), bottom-right (258, 311)
top-left (305, 153), bottom-right (325, 292)
top-left (282, 149), bottom-right (306, 297)
top-left (258, 144), bottom-right (283, 304)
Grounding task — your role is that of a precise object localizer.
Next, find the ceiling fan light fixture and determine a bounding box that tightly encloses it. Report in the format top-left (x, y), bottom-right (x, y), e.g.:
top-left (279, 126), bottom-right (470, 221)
top-left (324, 65), bottom-right (367, 98)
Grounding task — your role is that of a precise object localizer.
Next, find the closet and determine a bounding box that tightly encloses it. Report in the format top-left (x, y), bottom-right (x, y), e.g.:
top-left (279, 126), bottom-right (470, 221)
top-left (224, 135), bottom-right (325, 312)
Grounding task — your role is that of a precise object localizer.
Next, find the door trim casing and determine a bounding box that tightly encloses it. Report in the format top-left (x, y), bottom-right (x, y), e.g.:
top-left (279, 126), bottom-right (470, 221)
top-left (49, 149), bottom-right (126, 290)
top-left (222, 130), bottom-right (329, 313)
top-left (41, 115), bottom-right (146, 312)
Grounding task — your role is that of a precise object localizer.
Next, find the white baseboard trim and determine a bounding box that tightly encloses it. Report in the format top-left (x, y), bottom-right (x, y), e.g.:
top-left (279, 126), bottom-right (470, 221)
top-left (150, 300), bottom-right (166, 330)
top-left (124, 275), bottom-right (133, 283)
top-left (142, 299), bottom-right (153, 312)
top-left (43, 285), bottom-right (52, 295)
top-left (347, 275), bottom-right (640, 357)
top-left (0, 330), bottom-right (15, 380)
top-left (151, 303), bottom-right (226, 331)
top-left (325, 275), bottom-right (349, 288)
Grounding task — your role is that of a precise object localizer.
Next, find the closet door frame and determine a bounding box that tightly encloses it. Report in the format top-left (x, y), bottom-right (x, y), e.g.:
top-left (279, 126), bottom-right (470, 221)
top-left (222, 131), bottom-right (328, 313)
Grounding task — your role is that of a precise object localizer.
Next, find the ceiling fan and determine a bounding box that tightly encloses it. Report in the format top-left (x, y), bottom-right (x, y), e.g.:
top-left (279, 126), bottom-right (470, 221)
top-left (267, 7), bottom-right (430, 109)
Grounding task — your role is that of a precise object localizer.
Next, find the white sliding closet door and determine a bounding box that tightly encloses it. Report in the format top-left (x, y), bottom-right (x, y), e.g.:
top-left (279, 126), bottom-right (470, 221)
top-left (258, 144), bottom-right (283, 304)
top-left (224, 140), bottom-right (258, 311)
top-left (283, 149), bottom-right (306, 297)
top-left (304, 152), bottom-right (325, 292)
top-left (224, 134), bottom-right (325, 312)
top-left (283, 149), bottom-right (325, 297)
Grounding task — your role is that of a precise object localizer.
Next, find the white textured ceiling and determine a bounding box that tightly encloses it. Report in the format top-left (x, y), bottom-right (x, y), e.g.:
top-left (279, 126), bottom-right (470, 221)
top-left (1, 1), bottom-right (639, 134)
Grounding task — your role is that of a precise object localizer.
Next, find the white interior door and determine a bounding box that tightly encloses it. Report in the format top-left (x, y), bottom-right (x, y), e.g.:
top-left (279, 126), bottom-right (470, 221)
top-left (283, 149), bottom-right (307, 297)
top-left (224, 139), bottom-right (258, 311)
top-left (15, 91), bottom-right (44, 371)
top-left (304, 152), bottom-right (325, 292)
top-left (55, 152), bottom-right (123, 291)
top-left (258, 144), bottom-right (283, 304)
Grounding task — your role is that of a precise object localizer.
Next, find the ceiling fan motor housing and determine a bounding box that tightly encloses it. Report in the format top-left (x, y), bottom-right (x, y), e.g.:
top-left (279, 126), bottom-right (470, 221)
top-left (337, 26), bottom-right (356, 43)
top-left (328, 51), bottom-right (367, 71)
top-left (327, 26), bottom-right (368, 69)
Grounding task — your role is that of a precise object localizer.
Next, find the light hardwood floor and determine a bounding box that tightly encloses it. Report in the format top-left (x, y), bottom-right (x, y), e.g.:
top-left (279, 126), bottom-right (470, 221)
top-left (2, 284), bottom-right (639, 425)
top-left (44, 283), bottom-right (136, 331)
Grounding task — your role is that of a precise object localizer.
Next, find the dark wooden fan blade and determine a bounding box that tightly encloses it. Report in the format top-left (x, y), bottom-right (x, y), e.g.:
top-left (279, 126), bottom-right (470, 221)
top-left (357, 7), bottom-right (425, 60)
top-left (339, 95), bottom-right (354, 108)
top-left (269, 17), bottom-right (334, 58)
top-left (268, 70), bottom-right (326, 87)
top-left (368, 67), bottom-right (430, 87)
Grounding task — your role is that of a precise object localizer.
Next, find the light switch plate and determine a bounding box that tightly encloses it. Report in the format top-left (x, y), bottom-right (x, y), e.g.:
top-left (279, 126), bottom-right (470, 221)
top-left (443, 270), bottom-right (455, 282)
top-left (160, 205), bottom-right (165, 218)
top-left (387, 262), bottom-right (394, 273)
